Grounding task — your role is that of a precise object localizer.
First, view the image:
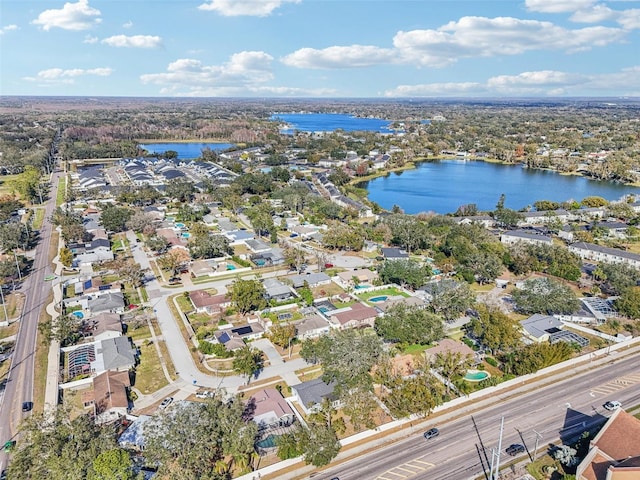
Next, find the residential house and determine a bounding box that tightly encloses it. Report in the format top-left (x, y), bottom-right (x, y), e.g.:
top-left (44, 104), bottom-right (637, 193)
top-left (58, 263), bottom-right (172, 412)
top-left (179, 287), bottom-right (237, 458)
top-left (520, 314), bottom-right (565, 343)
top-left (500, 230), bottom-right (553, 246)
top-left (335, 269), bottom-right (378, 288)
top-left (293, 314), bottom-right (331, 340)
top-left (189, 259), bottom-right (217, 278)
top-left (87, 292), bottom-right (126, 315)
top-left (576, 409), bottom-right (640, 480)
top-left (189, 290), bottom-right (231, 315)
top-left (251, 249), bottom-right (285, 267)
top-left (286, 272), bottom-right (332, 289)
top-left (568, 242), bottom-right (640, 269)
top-left (245, 238), bottom-right (271, 253)
top-left (381, 247), bottom-right (409, 261)
top-left (213, 323), bottom-right (265, 351)
top-left (374, 295), bottom-right (426, 313)
top-left (246, 388), bottom-right (296, 430)
top-left (329, 302), bottom-right (379, 329)
top-left (89, 312), bottom-right (123, 342)
top-left (91, 336), bottom-right (137, 374)
top-left (263, 278), bottom-right (295, 302)
top-left (73, 238), bottom-right (115, 266)
top-left (83, 370), bottom-right (131, 424)
top-left (423, 339), bottom-right (475, 363)
top-left (454, 215), bottom-right (496, 229)
top-left (291, 378), bottom-right (339, 415)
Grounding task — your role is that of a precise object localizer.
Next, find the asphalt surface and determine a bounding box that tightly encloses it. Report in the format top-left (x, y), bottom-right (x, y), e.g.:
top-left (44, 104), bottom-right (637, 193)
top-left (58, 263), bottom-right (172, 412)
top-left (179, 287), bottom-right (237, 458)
top-left (312, 351), bottom-right (640, 480)
top-left (0, 169), bottom-right (62, 471)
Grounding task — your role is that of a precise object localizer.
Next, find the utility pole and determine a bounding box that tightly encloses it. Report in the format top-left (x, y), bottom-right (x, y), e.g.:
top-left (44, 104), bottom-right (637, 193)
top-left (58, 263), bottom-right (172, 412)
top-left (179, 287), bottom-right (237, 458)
top-left (533, 430), bottom-right (543, 463)
top-left (490, 416), bottom-right (505, 480)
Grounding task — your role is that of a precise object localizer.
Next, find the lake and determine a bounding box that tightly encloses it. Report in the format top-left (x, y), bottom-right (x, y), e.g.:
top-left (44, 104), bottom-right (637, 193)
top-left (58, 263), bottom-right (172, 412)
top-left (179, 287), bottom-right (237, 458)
top-left (139, 142), bottom-right (235, 159)
top-left (270, 113), bottom-right (395, 133)
top-left (361, 159), bottom-right (639, 214)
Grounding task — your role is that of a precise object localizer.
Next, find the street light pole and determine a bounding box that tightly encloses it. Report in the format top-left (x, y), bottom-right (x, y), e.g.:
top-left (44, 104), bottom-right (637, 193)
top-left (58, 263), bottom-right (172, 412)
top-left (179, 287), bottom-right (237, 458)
top-left (533, 430), bottom-right (543, 463)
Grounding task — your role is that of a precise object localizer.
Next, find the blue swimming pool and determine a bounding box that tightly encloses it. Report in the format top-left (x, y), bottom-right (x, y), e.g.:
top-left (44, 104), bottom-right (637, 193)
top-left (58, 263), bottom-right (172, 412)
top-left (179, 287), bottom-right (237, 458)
top-left (355, 284), bottom-right (371, 289)
top-left (181, 232), bottom-right (191, 238)
top-left (226, 264), bottom-right (236, 270)
top-left (369, 296), bottom-right (388, 303)
top-left (256, 434), bottom-right (279, 449)
top-left (72, 311), bottom-right (84, 319)
top-left (175, 222), bottom-right (185, 228)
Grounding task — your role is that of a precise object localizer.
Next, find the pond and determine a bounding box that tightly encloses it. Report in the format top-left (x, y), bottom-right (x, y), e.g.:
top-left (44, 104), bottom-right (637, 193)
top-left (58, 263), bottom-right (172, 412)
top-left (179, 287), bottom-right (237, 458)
top-left (361, 159), bottom-right (639, 214)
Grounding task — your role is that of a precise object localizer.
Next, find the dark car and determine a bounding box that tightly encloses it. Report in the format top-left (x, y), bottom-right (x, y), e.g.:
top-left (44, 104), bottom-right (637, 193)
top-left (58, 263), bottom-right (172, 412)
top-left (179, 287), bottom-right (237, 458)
top-left (22, 401), bottom-right (33, 412)
top-left (506, 444), bottom-right (525, 456)
top-left (423, 427), bottom-right (439, 439)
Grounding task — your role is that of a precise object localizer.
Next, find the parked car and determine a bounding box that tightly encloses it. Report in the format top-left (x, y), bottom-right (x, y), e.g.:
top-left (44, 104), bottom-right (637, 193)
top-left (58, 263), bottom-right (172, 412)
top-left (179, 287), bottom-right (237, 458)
top-left (159, 397), bottom-right (173, 409)
top-left (22, 401), bottom-right (33, 412)
top-left (324, 263), bottom-right (334, 268)
top-left (603, 400), bottom-right (621, 411)
top-left (3, 440), bottom-right (16, 453)
top-left (423, 427), bottom-right (439, 439)
top-left (505, 444), bottom-right (525, 456)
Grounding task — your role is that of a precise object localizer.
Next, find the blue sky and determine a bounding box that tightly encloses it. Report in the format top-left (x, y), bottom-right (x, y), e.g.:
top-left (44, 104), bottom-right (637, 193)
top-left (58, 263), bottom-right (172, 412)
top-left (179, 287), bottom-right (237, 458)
top-left (1, 0), bottom-right (639, 97)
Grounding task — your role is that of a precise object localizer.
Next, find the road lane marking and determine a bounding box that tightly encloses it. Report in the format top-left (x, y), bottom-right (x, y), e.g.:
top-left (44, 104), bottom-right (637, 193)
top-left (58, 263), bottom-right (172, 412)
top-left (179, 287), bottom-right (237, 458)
top-left (396, 466), bottom-right (420, 473)
top-left (381, 471), bottom-right (407, 478)
top-left (413, 460), bottom-right (434, 466)
top-left (591, 373), bottom-right (640, 396)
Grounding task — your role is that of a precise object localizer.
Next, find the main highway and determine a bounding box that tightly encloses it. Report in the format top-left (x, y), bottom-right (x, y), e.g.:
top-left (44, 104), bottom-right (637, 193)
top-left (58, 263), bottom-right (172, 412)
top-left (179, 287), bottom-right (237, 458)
top-left (0, 168), bottom-right (62, 472)
top-left (317, 351), bottom-right (640, 480)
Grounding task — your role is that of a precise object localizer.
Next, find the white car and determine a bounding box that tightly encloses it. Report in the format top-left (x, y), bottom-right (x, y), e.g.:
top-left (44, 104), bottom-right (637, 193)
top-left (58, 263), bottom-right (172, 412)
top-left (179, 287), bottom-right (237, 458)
top-left (603, 400), bottom-right (621, 411)
top-left (159, 397), bottom-right (173, 409)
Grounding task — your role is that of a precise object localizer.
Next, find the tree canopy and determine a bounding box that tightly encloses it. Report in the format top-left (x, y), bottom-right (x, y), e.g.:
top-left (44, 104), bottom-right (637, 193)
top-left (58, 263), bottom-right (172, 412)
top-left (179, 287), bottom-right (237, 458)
top-left (511, 277), bottom-right (579, 315)
top-left (375, 303), bottom-right (444, 345)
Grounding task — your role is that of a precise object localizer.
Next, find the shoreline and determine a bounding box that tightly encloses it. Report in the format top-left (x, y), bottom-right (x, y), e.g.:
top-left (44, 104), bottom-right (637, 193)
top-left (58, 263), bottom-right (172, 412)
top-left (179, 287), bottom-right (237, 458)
top-left (136, 138), bottom-right (233, 144)
top-left (352, 155), bottom-right (640, 189)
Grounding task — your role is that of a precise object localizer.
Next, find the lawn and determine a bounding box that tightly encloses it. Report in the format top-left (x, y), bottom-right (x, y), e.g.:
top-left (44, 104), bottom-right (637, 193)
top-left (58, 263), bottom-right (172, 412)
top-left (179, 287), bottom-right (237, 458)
top-left (358, 287), bottom-right (409, 302)
top-left (32, 207), bottom-right (46, 230)
top-left (0, 292), bottom-right (24, 322)
top-left (311, 282), bottom-right (345, 298)
top-left (55, 176), bottom-right (67, 207)
top-left (134, 342), bottom-right (169, 394)
top-left (403, 344), bottom-right (430, 355)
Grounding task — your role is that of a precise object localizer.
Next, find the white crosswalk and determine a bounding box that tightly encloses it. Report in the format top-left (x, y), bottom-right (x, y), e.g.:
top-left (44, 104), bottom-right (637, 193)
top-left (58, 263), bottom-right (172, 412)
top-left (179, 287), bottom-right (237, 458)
top-left (590, 373), bottom-right (640, 395)
top-left (376, 458), bottom-right (435, 479)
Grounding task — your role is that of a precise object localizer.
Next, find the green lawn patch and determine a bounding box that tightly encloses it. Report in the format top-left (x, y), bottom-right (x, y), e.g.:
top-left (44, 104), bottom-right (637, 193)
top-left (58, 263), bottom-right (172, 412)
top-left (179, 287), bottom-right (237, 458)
top-left (134, 342), bottom-right (169, 394)
top-left (403, 344), bottom-right (430, 355)
top-left (56, 176), bottom-right (67, 207)
top-left (32, 208), bottom-right (46, 230)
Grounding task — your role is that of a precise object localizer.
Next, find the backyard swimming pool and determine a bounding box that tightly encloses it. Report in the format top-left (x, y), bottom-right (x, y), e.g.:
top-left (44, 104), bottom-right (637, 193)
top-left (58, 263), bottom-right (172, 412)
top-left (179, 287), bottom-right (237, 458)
top-left (369, 296), bottom-right (388, 303)
top-left (181, 232), bottom-right (191, 238)
top-left (464, 370), bottom-right (490, 382)
top-left (72, 311), bottom-right (84, 319)
top-left (256, 434), bottom-right (279, 449)
top-left (226, 264), bottom-right (236, 270)
top-left (355, 284), bottom-right (371, 289)
top-left (175, 222), bottom-right (185, 228)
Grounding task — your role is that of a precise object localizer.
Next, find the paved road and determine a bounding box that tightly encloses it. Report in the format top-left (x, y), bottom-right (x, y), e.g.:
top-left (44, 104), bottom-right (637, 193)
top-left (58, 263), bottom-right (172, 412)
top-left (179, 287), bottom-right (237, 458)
top-left (315, 352), bottom-right (640, 480)
top-left (0, 169), bottom-right (62, 471)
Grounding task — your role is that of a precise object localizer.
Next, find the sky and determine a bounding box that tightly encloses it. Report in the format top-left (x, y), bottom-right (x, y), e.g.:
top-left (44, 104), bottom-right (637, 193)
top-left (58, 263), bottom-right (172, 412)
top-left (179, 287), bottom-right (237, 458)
top-left (1, 0), bottom-right (639, 98)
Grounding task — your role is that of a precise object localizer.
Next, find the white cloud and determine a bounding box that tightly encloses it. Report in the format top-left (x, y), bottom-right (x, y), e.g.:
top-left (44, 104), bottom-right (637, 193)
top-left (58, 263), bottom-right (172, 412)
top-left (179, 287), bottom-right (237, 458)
top-left (122, 20), bottom-right (133, 29)
top-left (569, 4), bottom-right (616, 23)
top-left (0, 24), bottom-right (18, 35)
top-left (384, 66), bottom-right (640, 97)
top-left (32, 0), bottom-right (101, 31)
top-left (392, 16), bottom-right (626, 66)
top-left (617, 9), bottom-right (640, 30)
top-left (102, 35), bottom-right (162, 48)
top-left (525, 0), bottom-right (597, 13)
top-left (83, 34), bottom-right (98, 44)
top-left (281, 45), bottom-right (396, 69)
top-left (197, 0), bottom-right (300, 17)
top-left (24, 67), bottom-right (112, 84)
top-left (140, 52), bottom-right (275, 93)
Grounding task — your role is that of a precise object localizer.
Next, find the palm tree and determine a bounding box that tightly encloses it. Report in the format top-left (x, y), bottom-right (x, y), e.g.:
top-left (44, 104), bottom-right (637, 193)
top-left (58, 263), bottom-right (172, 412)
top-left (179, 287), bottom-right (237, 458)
top-left (431, 351), bottom-right (473, 395)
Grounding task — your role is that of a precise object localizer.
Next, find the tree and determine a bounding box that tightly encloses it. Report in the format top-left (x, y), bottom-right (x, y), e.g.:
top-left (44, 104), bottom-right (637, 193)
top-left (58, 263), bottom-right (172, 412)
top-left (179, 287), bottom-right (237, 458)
top-left (8, 409), bottom-right (121, 480)
top-left (113, 258), bottom-right (145, 288)
top-left (59, 247), bottom-right (73, 267)
top-left (146, 235), bottom-right (170, 254)
top-left (100, 205), bottom-right (132, 233)
top-left (125, 211), bottom-right (157, 233)
top-left (378, 259), bottom-right (432, 289)
top-left (493, 208), bottom-right (524, 228)
top-left (298, 423), bottom-right (341, 467)
top-left (431, 350), bottom-right (474, 395)
top-left (468, 305), bottom-right (521, 354)
top-left (157, 248), bottom-right (190, 276)
top-left (88, 449), bottom-right (134, 480)
top-left (425, 280), bottom-right (476, 321)
top-left (599, 263), bottom-right (640, 295)
top-left (268, 323), bottom-right (296, 349)
top-left (382, 374), bottom-right (442, 419)
top-left (463, 251), bottom-right (504, 284)
top-left (321, 221), bottom-right (365, 251)
top-left (553, 445), bottom-right (579, 467)
top-left (533, 200), bottom-right (560, 211)
top-left (144, 395), bottom-right (257, 479)
top-left (232, 346), bottom-right (264, 384)
top-left (164, 179), bottom-right (195, 202)
top-left (228, 278), bottom-right (266, 314)
top-left (300, 330), bottom-right (383, 391)
top-left (375, 303), bottom-right (444, 345)
top-left (503, 342), bottom-right (574, 375)
top-left (341, 386), bottom-right (378, 431)
top-left (615, 286), bottom-right (640, 319)
top-left (581, 196), bottom-right (608, 208)
top-left (189, 234), bottom-right (231, 259)
top-left (511, 277), bottom-right (579, 315)
top-left (282, 244), bottom-right (307, 273)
